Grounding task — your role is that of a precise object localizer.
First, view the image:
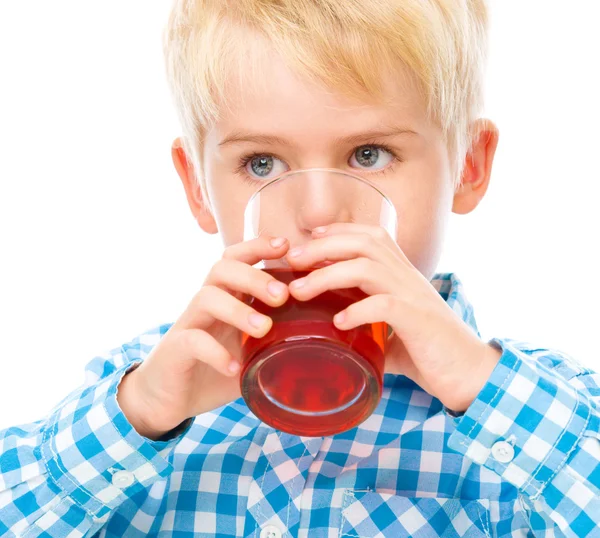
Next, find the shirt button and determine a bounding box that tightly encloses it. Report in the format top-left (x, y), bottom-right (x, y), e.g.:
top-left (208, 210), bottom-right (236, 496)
top-left (111, 470), bottom-right (135, 488)
top-left (260, 524), bottom-right (282, 538)
top-left (491, 441), bottom-right (515, 463)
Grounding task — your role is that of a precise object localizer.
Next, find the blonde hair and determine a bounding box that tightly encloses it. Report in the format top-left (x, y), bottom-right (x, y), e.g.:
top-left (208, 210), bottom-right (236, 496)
top-left (162, 0), bottom-right (489, 191)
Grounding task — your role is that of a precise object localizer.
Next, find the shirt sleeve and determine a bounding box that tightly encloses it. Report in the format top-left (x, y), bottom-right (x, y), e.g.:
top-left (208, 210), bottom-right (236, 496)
top-left (446, 337), bottom-right (600, 538)
top-left (0, 323), bottom-right (192, 538)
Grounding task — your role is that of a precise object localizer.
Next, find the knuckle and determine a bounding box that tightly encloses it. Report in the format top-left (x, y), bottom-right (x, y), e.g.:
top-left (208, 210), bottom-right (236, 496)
top-left (215, 258), bottom-right (231, 272)
top-left (360, 232), bottom-right (374, 246)
top-left (354, 257), bottom-right (372, 273)
top-left (374, 226), bottom-right (388, 240)
top-left (197, 285), bottom-right (219, 305)
top-left (244, 266), bottom-right (261, 288)
top-left (225, 294), bottom-right (246, 316)
top-left (178, 329), bottom-right (200, 354)
top-left (203, 284), bottom-right (219, 296)
top-left (227, 296), bottom-right (248, 320)
top-left (221, 244), bottom-right (238, 260)
top-left (378, 294), bottom-right (397, 311)
top-left (190, 289), bottom-right (205, 309)
top-left (208, 258), bottom-right (228, 279)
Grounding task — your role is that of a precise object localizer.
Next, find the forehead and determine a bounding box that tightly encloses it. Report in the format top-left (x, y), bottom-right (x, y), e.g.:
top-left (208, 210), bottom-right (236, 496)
top-left (207, 41), bottom-right (429, 148)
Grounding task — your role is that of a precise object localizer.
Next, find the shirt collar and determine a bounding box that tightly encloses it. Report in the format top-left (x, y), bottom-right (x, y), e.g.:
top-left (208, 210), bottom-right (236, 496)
top-left (431, 272), bottom-right (480, 338)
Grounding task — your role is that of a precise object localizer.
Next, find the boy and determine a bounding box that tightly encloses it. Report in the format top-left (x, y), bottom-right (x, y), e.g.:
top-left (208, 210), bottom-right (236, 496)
top-left (1, 0), bottom-right (599, 536)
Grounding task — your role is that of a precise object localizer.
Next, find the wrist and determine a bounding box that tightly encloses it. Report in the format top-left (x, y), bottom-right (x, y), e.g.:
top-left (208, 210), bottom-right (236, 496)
top-left (442, 341), bottom-right (502, 413)
top-left (117, 368), bottom-right (177, 440)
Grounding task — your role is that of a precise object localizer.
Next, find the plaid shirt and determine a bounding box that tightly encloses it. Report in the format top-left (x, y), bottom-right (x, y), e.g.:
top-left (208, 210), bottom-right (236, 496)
top-left (1, 272), bottom-right (599, 538)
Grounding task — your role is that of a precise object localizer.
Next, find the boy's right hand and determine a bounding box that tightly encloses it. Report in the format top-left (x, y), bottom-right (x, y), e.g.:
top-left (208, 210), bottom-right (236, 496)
top-left (117, 236), bottom-right (290, 439)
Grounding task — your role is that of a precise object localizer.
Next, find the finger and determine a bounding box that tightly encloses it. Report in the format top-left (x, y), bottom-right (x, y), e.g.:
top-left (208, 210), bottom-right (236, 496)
top-left (286, 232), bottom-right (399, 271)
top-left (179, 285), bottom-right (273, 338)
top-left (332, 294), bottom-right (399, 330)
top-left (176, 328), bottom-right (239, 377)
top-left (205, 258), bottom-right (289, 307)
top-left (288, 257), bottom-right (396, 300)
top-left (312, 223), bottom-right (397, 250)
top-left (222, 235), bottom-right (290, 265)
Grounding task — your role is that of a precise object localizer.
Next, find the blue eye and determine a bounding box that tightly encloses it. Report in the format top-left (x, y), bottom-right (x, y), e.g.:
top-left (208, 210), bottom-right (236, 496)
top-left (243, 154), bottom-right (289, 180)
top-left (349, 145), bottom-right (394, 170)
top-left (236, 144), bottom-right (398, 182)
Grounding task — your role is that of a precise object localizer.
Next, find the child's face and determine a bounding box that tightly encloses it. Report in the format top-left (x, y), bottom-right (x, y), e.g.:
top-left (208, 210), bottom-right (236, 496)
top-left (174, 46), bottom-right (498, 280)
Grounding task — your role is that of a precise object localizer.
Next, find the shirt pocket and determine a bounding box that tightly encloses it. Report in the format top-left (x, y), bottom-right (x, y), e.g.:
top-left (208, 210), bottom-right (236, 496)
top-left (340, 489), bottom-right (492, 538)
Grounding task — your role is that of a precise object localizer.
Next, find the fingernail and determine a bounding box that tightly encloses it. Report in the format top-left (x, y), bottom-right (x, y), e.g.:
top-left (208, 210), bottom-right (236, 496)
top-left (288, 247), bottom-right (303, 258)
top-left (334, 311), bottom-right (346, 325)
top-left (313, 226), bottom-right (328, 234)
top-left (249, 312), bottom-right (268, 328)
top-left (267, 280), bottom-right (286, 296)
top-left (228, 361), bottom-right (240, 374)
top-left (290, 277), bottom-right (306, 289)
top-left (270, 237), bottom-right (286, 248)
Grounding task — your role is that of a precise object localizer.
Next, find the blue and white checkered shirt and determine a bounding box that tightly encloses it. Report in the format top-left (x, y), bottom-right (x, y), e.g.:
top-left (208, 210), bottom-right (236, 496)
top-left (1, 273), bottom-right (599, 537)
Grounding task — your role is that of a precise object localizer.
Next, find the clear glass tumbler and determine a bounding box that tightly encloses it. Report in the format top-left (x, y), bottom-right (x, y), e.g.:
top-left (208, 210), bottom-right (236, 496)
top-left (240, 168), bottom-right (397, 436)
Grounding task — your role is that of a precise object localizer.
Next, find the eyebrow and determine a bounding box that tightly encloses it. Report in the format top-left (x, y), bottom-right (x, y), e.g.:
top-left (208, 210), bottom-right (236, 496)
top-left (218, 126), bottom-right (419, 148)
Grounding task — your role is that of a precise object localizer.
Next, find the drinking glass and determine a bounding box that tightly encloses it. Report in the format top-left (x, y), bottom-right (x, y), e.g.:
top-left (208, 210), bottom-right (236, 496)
top-left (240, 168), bottom-right (397, 436)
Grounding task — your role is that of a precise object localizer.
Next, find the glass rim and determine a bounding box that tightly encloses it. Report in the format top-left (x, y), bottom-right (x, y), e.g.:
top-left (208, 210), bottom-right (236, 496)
top-left (245, 167), bottom-right (397, 215)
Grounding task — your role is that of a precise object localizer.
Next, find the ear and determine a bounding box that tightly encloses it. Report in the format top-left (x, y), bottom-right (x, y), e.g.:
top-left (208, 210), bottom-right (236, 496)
top-left (171, 137), bottom-right (218, 234)
top-left (452, 119), bottom-right (499, 215)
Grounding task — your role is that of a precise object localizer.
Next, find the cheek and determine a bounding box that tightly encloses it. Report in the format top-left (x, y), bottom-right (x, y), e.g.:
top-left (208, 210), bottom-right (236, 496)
top-left (204, 164), bottom-right (252, 247)
top-left (386, 160), bottom-right (454, 278)
top-left (398, 199), bottom-right (450, 279)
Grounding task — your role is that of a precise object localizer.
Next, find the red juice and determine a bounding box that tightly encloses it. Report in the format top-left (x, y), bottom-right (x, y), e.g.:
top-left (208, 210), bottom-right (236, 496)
top-left (240, 268), bottom-right (387, 437)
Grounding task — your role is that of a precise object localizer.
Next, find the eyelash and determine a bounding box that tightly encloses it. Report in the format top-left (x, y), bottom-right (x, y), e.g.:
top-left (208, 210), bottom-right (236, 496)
top-left (235, 143), bottom-right (401, 184)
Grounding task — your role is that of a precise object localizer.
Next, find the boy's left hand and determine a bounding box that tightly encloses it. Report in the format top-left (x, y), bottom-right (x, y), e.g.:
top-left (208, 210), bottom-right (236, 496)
top-left (286, 223), bottom-right (502, 413)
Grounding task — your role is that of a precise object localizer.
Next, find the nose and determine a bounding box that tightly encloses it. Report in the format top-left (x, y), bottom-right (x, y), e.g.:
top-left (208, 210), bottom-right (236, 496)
top-left (294, 170), bottom-right (352, 233)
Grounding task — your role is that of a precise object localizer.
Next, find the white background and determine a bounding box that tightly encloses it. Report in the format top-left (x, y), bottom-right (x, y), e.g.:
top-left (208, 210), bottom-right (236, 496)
top-left (1, 2), bottom-right (599, 429)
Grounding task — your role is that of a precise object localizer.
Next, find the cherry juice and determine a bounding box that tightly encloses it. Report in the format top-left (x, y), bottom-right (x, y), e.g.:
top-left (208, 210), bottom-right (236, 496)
top-left (240, 268), bottom-right (387, 436)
